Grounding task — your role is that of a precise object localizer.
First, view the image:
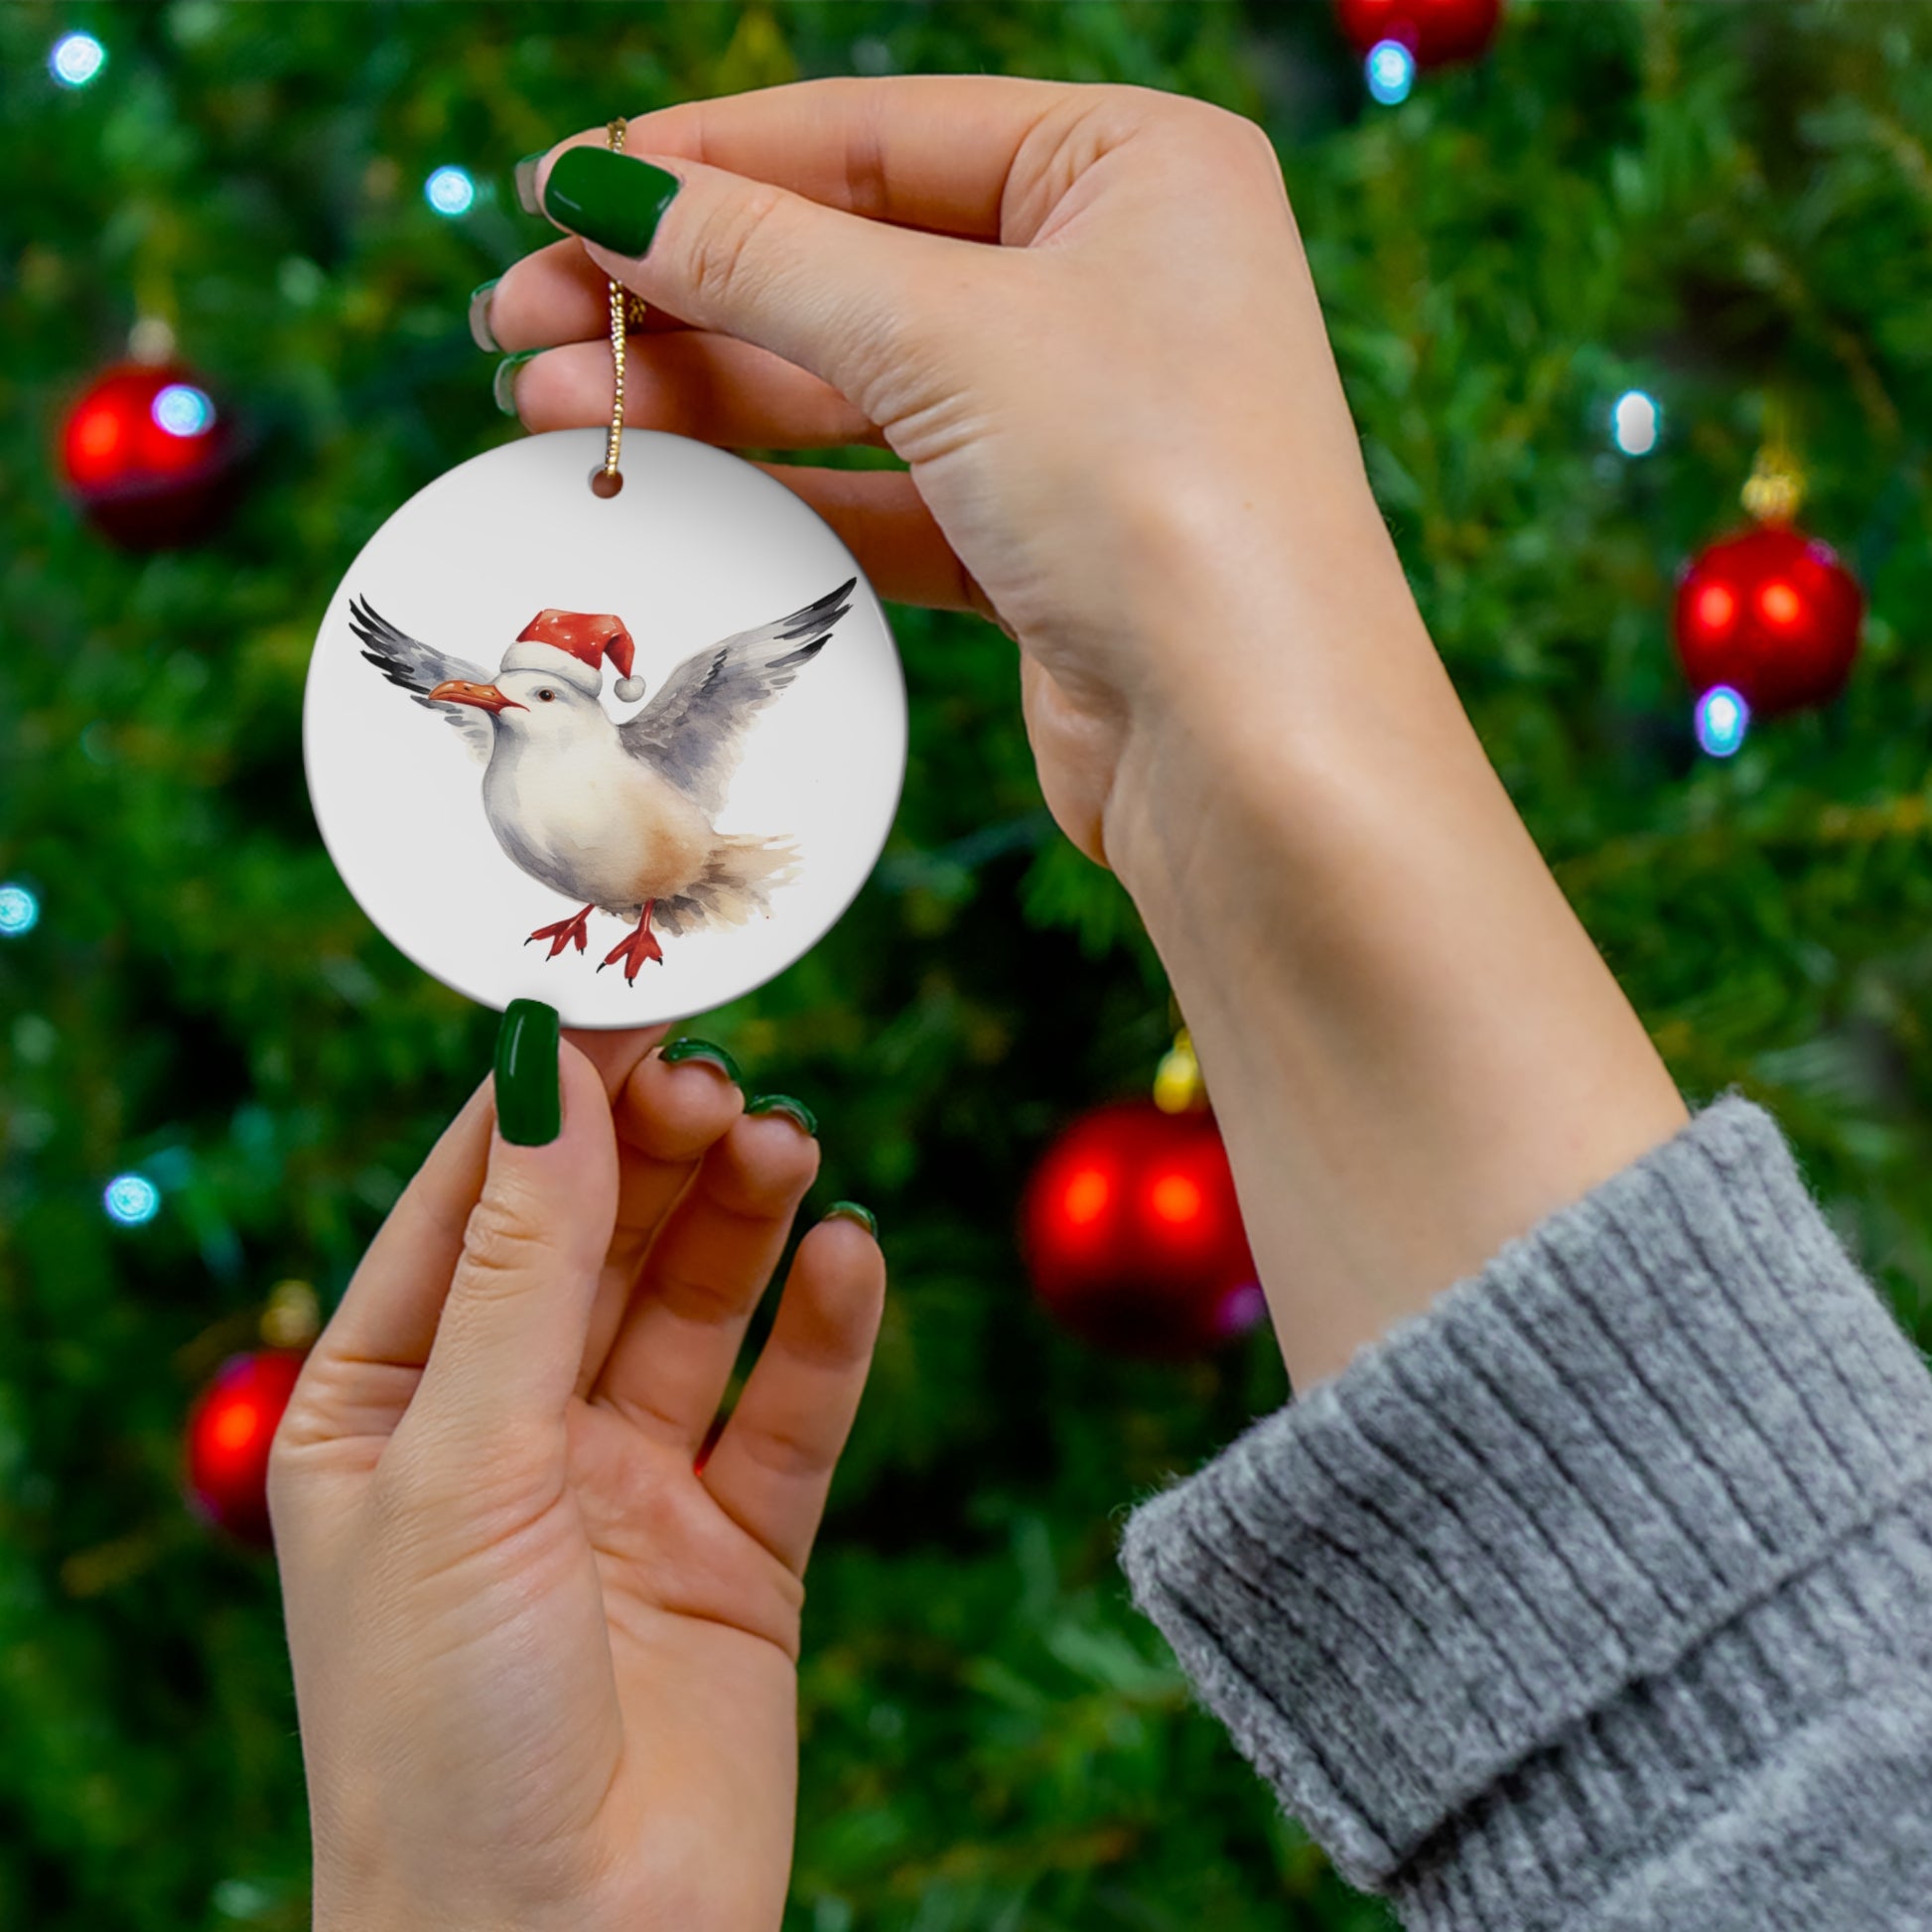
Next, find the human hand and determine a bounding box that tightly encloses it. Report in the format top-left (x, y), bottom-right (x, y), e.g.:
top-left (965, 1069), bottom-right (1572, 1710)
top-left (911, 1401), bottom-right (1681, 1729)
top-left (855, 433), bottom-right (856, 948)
top-left (480, 75), bottom-right (1407, 878)
top-left (269, 1019), bottom-right (885, 1932)
top-left (480, 80), bottom-right (1688, 1391)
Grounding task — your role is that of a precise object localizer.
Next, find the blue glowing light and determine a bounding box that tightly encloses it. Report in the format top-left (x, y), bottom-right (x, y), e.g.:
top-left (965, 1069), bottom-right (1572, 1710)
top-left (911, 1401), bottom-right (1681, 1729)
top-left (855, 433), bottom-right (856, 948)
top-left (104, 1173), bottom-right (162, 1226)
top-left (1365, 40), bottom-right (1416, 105)
top-left (0, 883), bottom-right (39, 936)
top-left (50, 32), bottom-right (105, 87)
top-left (425, 166), bottom-right (477, 216)
top-left (1695, 684), bottom-right (1749, 759)
top-left (152, 383), bottom-right (215, 438)
top-left (1611, 389), bottom-right (1661, 457)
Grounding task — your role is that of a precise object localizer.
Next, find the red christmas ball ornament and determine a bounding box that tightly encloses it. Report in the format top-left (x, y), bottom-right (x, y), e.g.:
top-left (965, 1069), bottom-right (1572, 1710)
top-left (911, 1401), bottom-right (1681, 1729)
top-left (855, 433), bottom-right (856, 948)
top-left (1334, 0), bottom-right (1502, 67)
top-left (1673, 523), bottom-right (1863, 718)
top-left (60, 360), bottom-right (241, 548)
top-left (1021, 1099), bottom-right (1263, 1359)
top-left (183, 1348), bottom-right (306, 1546)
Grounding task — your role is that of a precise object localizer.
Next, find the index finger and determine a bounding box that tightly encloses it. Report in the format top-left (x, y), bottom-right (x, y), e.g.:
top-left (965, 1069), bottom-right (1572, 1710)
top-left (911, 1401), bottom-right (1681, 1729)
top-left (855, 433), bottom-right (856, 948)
top-left (554, 72), bottom-right (1081, 241)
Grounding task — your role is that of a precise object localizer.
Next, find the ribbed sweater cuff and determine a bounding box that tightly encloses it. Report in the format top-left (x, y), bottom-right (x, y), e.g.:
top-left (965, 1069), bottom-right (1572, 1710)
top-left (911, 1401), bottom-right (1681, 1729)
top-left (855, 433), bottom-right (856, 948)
top-left (1119, 1096), bottom-right (1932, 1908)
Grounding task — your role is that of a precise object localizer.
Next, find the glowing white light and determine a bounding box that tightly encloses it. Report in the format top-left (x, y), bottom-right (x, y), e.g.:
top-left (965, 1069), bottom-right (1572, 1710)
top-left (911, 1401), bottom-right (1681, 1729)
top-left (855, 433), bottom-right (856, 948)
top-left (1612, 389), bottom-right (1661, 457)
top-left (1366, 40), bottom-right (1416, 105)
top-left (425, 166), bottom-right (477, 216)
top-left (0, 883), bottom-right (39, 936)
top-left (104, 1173), bottom-right (162, 1226)
top-left (50, 32), bottom-right (105, 87)
top-left (152, 383), bottom-right (215, 438)
top-left (1695, 684), bottom-right (1749, 759)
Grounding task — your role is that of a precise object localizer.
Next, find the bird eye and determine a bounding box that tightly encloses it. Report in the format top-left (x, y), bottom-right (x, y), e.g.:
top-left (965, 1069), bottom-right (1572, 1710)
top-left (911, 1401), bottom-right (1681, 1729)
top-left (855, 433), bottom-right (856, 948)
top-left (536, 689), bottom-right (556, 702)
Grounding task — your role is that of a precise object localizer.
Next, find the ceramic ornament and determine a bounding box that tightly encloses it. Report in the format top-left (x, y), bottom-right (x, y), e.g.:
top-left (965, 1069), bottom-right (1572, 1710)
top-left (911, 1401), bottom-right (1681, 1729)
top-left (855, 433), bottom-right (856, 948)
top-left (304, 425), bottom-right (905, 1028)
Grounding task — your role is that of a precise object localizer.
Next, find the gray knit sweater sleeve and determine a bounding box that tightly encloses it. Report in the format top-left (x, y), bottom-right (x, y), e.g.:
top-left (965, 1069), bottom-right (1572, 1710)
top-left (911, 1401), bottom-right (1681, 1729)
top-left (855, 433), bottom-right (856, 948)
top-left (1119, 1097), bottom-right (1932, 1930)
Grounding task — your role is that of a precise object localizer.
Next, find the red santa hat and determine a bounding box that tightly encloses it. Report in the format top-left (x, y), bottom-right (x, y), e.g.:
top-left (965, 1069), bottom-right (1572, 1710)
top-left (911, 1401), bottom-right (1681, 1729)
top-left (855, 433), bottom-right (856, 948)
top-left (500, 609), bottom-right (645, 703)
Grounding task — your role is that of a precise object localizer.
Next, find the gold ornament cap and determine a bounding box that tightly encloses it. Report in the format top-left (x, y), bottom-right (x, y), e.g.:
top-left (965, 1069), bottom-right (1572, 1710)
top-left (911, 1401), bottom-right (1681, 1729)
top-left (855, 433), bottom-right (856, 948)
top-left (1154, 1026), bottom-right (1206, 1113)
top-left (1741, 398), bottom-right (1805, 525)
top-left (260, 1279), bottom-right (321, 1350)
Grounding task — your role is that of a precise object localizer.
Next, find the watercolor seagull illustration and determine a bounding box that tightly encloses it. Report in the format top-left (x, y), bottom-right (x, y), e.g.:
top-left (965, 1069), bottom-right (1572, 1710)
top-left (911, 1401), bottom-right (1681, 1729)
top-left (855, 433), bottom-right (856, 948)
top-left (349, 579), bottom-right (856, 979)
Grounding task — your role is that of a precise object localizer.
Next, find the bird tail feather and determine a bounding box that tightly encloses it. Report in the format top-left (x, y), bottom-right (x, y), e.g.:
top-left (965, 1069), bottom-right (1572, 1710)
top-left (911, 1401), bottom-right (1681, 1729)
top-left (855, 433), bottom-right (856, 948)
top-left (654, 835), bottom-right (800, 935)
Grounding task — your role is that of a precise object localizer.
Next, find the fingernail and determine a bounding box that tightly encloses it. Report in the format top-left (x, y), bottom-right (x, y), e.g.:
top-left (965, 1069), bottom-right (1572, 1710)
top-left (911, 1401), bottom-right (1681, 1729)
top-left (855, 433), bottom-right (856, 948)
top-left (659, 1036), bottom-right (742, 1084)
top-left (824, 1200), bottom-right (878, 1238)
top-left (492, 349), bottom-right (539, 416)
top-left (513, 151), bottom-right (546, 215)
top-left (746, 1093), bottom-right (817, 1138)
top-left (468, 277), bottom-right (501, 352)
top-left (495, 999), bottom-right (561, 1146)
top-left (541, 146), bottom-right (682, 257)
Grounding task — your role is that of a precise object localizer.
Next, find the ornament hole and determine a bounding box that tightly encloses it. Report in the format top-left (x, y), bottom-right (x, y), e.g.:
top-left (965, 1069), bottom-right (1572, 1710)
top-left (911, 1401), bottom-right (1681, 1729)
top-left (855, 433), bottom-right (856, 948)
top-left (589, 468), bottom-right (624, 499)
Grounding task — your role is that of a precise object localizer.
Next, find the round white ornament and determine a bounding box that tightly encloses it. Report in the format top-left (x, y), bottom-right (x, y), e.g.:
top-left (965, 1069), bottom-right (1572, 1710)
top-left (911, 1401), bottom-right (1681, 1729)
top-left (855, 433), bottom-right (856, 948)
top-left (304, 426), bottom-right (905, 1028)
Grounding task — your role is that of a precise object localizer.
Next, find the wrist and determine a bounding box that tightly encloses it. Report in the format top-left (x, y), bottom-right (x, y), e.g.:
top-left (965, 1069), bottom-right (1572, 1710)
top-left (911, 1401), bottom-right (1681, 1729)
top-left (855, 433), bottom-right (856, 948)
top-left (1099, 490), bottom-right (1444, 915)
top-left (1095, 522), bottom-right (1687, 1388)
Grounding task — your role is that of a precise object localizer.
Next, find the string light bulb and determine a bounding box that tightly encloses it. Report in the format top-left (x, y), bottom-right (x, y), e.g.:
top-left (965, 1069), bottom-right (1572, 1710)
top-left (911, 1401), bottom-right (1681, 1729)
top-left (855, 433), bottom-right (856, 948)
top-left (0, 883), bottom-right (40, 937)
top-left (103, 1173), bottom-right (162, 1226)
top-left (1365, 39), bottom-right (1417, 103)
top-left (1694, 684), bottom-right (1749, 759)
top-left (425, 166), bottom-right (477, 216)
top-left (1611, 389), bottom-right (1660, 457)
top-left (50, 32), bottom-right (105, 87)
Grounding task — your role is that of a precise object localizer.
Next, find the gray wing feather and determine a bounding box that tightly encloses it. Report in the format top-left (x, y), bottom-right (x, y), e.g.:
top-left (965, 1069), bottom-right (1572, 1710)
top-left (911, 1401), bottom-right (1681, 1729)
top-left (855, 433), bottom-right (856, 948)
top-left (619, 578), bottom-right (856, 814)
top-left (348, 596), bottom-right (495, 763)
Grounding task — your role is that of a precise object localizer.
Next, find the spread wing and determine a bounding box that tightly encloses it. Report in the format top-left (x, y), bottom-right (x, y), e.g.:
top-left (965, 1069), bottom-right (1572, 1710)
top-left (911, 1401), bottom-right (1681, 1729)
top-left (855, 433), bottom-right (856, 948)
top-left (619, 577), bottom-right (856, 814)
top-left (348, 596), bottom-right (495, 763)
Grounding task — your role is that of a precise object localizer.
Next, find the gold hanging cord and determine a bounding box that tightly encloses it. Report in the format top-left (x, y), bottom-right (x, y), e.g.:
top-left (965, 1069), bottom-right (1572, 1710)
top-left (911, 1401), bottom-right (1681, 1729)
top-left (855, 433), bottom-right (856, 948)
top-left (592, 118), bottom-right (651, 497)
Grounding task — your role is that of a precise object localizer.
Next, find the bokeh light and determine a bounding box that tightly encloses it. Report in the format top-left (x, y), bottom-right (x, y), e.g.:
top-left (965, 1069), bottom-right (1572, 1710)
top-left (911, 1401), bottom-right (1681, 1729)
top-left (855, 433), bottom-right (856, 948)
top-left (1695, 684), bottom-right (1750, 759)
top-left (1611, 389), bottom-right (1660, 457)
top-left (1365, 40), bottom-right (1416, 105)
top-left (1149, 1172), bottom-right (1204, 1228)
top-left (0, 883), bottom-right (39, 936)
top-left (210, 1397), bottom-right (265, 1453)
top-left (1060, 1167), bottom-right (1110, 1228)
top-left (1695, 583), bottom-right (1736, 635)
top-left (424, 165), bottom-right (476, 216)
top-left (103, 1173), bottom-right (162, 1226)
top-left (50, 32), bottom-right (105, 87)
top-left (152, 383), bottom-right (215, 438)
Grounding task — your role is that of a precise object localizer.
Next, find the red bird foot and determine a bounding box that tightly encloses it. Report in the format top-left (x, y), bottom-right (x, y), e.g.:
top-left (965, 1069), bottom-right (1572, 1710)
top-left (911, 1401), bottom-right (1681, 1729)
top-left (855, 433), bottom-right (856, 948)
top-left (599, 900), bottom-right (665, 982)
top-left (527, 903), bottom-right (594, 959)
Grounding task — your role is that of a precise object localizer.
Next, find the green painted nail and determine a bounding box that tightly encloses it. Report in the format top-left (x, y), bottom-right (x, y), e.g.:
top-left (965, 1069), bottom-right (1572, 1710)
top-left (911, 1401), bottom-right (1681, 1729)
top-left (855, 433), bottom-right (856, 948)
top-left (492, 349), bottom-right (539, 417)
top-left (468, 278), bottom-right (501, 352)
top-left (746, 1093), bottom-right (817, 1138)
top-left (824, 1200), bottom-right (878, 1238)
top-left (494, 999), bottom-right (560, 1146)
top-left (513, 151), bottom-right (546, 216)
top-left (659, 1036), bottom-right (742, 1084)
top-left (541, 146), bottom-right (681, 257)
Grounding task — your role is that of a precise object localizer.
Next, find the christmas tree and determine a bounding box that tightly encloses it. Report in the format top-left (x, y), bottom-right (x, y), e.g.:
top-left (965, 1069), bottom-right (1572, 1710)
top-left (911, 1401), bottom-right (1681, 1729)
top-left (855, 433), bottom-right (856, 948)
top-left (4, 5), bottom-right (1930, 1928)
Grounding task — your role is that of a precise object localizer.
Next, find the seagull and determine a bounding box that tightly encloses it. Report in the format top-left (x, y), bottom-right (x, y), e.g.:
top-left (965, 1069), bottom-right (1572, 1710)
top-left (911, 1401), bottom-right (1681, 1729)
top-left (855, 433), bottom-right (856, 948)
top-left (349, 579), bottom-right (856, 979)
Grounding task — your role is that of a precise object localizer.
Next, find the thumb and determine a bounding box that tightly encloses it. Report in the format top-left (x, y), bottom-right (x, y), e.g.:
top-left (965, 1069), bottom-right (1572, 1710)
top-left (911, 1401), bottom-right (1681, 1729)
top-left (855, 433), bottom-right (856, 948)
top-left (532, 141), bottom-right (973, 414)
top-left (407, 1003), bottom-right (619, 1447)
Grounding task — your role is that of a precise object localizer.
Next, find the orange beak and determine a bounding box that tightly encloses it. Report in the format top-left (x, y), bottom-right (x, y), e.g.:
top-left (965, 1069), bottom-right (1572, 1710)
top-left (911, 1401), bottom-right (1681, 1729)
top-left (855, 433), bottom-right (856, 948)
top-left (429, 678), bottom-right (525, 713)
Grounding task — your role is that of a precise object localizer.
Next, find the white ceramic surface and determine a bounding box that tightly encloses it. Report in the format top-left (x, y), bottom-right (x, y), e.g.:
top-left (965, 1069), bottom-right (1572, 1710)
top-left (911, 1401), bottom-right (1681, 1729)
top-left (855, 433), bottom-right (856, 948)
top-left (304, 427), bottom-right (905, 1027)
